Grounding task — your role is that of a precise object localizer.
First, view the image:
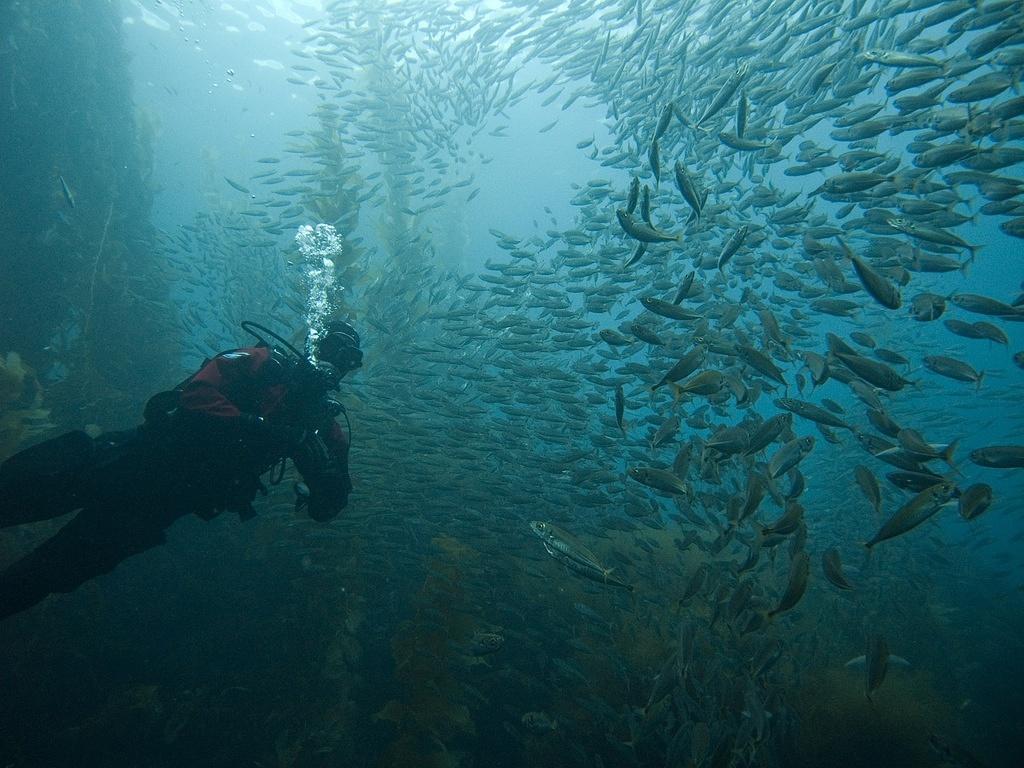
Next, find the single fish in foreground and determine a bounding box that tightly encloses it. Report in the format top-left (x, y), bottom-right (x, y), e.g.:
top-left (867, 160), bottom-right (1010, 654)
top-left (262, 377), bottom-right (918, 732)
top-left (530, 521), bottom-right (633, 591)
top-left (865, 481), bottom-right (959, 549)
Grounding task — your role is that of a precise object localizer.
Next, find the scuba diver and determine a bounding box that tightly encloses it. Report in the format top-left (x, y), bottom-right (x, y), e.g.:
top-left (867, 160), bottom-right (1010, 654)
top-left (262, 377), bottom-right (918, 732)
top-left (0, 320), bottom-right (363, 620)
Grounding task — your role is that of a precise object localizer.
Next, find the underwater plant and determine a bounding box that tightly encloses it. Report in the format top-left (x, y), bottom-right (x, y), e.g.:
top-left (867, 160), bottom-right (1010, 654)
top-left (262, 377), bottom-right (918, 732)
top-left (0, 0), bottom-right (177, 423)
top-left (789, 667), bottom-right (955, 768)
top-left (375, 536), bottom-right (480, 768)
top-left (0, 352), bottom-right (52, 461)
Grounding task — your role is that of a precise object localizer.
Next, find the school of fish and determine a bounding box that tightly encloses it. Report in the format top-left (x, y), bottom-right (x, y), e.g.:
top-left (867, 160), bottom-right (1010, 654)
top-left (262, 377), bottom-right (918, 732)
top-left (146, 0), bottom-right (1024, 765)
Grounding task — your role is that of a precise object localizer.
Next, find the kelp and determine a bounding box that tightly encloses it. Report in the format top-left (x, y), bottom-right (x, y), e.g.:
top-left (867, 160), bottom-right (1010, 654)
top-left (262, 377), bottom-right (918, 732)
top-left (0, 351), bottom-right (53, 460)
top-left (789, 667), bottom-right (955, 768)
top-left (350, 32), bottom-right (450, 359)
top-left (295, 105), bottom-right (367, 321)
top-left (375, 536), bottom-right (479, 768)
top-left (0, 1), bottom-right (177, 425)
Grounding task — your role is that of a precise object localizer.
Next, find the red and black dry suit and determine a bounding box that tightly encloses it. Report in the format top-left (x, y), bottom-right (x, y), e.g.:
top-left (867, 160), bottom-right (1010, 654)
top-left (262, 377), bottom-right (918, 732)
top-left (0, 346), bottom-right (351, 620)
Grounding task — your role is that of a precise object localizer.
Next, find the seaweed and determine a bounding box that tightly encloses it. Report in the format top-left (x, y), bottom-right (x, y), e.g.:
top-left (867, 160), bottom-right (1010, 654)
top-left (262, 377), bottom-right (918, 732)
top-left (0, 351), bottom-right (52, 460)
top-left (789, 667), bottom-right (955, 768)
top-left (295, 106), bottom-right (367, 321)
top-left (0, 1), bottom-right (178, 425)
top-left (375, 536), bottom-right (479, 768)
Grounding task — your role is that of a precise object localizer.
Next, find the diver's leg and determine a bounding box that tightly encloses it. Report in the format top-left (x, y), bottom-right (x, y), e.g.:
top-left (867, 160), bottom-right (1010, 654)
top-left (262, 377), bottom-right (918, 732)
top-left (0, 505), bottom-right (167, 620)
top-left (0, 431), bottom-right (95, 527)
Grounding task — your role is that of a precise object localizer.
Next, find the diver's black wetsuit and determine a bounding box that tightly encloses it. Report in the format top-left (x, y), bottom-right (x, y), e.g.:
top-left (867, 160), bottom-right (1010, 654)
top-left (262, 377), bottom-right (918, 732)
top-left (0, 346), bottom-right (351, 620)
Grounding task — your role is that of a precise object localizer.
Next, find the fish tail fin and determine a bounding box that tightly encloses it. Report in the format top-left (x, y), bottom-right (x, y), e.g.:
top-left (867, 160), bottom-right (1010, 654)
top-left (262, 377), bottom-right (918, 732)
top-left (605, 567), bottom-right (635, 597)
top-left (905, 168), bottom-right (935, 195)
top-left (975, 371), bottom-right (985, 392)
top-left (960, 254), bottom-right (974, 277)
top-left (942, 438), bottom-right (961, 467)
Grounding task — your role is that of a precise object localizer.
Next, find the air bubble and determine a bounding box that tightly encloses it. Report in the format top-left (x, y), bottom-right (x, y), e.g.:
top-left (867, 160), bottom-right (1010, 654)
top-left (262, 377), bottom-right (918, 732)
top-left (294, 224), bottom-right (344, 348)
